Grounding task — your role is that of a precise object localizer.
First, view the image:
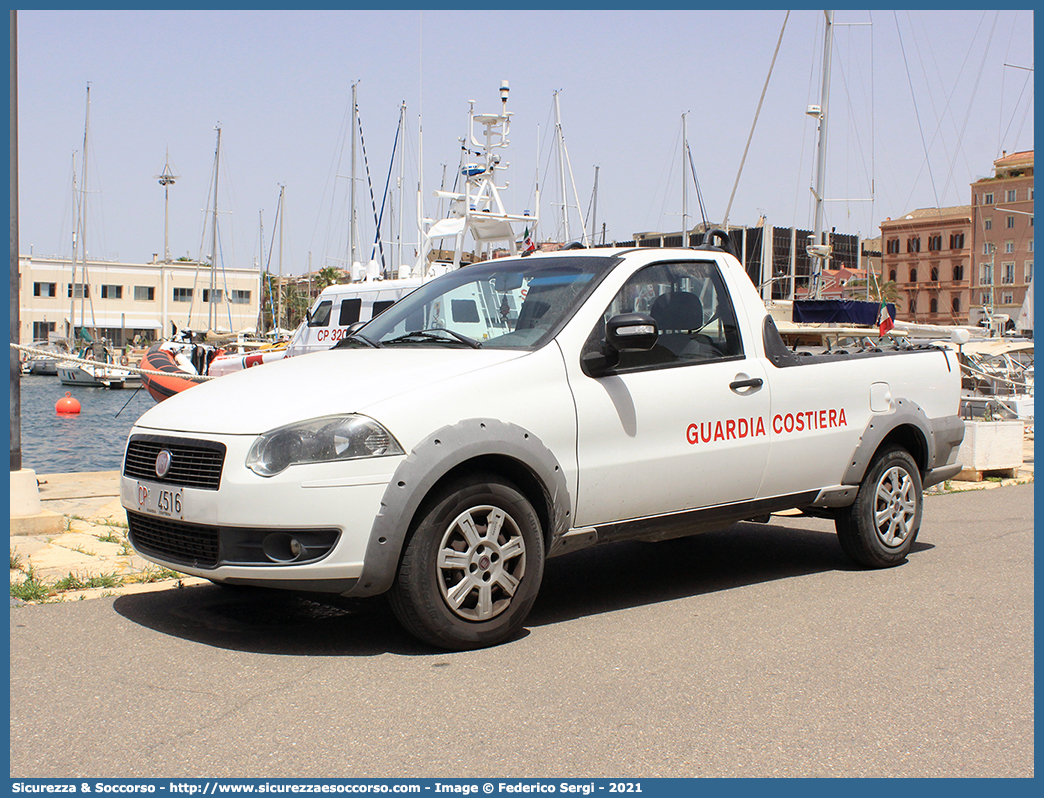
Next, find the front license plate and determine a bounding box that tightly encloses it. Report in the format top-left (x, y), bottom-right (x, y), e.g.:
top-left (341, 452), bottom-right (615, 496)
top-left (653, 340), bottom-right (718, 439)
top-left (136, 481), bottom-right (184, 520)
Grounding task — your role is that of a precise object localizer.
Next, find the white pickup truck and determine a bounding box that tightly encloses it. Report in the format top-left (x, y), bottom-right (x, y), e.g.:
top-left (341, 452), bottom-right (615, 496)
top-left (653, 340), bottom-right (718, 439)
top-left (120, 236), bottom-right (964, 649)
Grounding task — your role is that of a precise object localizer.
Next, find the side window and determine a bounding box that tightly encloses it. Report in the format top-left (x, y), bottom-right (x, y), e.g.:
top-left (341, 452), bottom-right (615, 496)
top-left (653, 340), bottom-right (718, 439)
top-left (371, 300), bottom-right (395, 318)
top-left (338, 298), bottom-right (362, 326)
top-left (587, 260), bottom-right (744, 371)
top-left (451, 298), bottom-right (480, 323)
top-left (308, 300), bottom-right (332, 327)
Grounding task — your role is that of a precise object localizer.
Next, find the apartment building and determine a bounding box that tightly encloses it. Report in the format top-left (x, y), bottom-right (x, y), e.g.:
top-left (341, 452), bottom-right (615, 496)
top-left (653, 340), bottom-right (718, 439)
top-left (969, 150), bottom-right (1034, 330)
top-left (18, 255), bottom-right (261, 347)
top-left (880, 206), bottom-right (973, 325)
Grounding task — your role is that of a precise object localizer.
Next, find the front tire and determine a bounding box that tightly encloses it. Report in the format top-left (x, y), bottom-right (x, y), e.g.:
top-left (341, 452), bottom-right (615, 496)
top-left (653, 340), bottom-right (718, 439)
top-left (389, 476), bottom-right (545, 650)
top-left (835, 445), bottom-right (923, 568)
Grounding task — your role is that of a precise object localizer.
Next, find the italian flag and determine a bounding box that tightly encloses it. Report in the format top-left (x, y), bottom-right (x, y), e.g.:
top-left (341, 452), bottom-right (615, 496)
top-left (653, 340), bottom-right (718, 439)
top-left (522, 226), bottom-right (536, 252)
top-left (877, 299), bottom-right (894, 337)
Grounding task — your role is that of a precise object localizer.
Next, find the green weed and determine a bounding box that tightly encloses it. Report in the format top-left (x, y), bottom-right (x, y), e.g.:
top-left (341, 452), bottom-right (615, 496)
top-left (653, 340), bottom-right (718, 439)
top-left (52, 572), bottom-right (123, 592)
top-left (96, 531), bottom-right (125, 543)
top-left (131, 566), bottom-right (184, 584)
top-left (11, 567), bottom-right (127, 602)
top-left (10, 566), bottom-right (53, 602)
top-left (97, 519), bottom-right (129, 541)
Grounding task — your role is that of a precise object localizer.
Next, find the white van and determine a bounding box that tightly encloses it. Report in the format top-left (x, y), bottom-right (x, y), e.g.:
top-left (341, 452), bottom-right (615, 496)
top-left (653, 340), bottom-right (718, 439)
top-left (285, 278), bottom-right (423, 357)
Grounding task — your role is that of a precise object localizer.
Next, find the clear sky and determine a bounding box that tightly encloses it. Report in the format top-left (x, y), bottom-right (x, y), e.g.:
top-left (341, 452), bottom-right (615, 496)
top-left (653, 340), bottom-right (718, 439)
top-left (13, 8), bottom-right (1035, 275)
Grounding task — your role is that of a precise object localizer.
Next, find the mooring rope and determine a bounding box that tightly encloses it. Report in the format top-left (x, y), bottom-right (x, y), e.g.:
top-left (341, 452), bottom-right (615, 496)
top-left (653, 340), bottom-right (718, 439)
top-left (10, 343), bottom-right (215, 382)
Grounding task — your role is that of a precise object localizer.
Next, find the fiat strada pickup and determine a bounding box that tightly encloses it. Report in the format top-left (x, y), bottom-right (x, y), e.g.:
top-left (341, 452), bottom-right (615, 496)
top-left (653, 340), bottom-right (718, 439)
top-left (121, 235), bottom-right (964, 649)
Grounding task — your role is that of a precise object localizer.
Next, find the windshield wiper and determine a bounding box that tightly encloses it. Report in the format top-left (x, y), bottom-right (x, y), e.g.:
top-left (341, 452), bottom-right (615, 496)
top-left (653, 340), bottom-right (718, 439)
top-left (332, 331), bottom-right (382, 349)
top-left (383, 328), bottom-right (483, 349)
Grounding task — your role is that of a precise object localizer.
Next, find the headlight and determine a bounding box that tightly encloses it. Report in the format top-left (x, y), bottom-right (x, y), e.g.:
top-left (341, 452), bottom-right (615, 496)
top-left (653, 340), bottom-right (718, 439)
top-left (246, 414), bottom-right (405, 477)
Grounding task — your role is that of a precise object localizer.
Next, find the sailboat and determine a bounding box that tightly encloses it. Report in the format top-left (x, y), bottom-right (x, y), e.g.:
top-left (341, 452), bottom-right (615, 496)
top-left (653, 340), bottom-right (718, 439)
top-left (546, 90), bottom-right (587, 248)
top-left (206, 185), bottom-right (295, 378)
top-left (139, 126), bottom-right (246, 402)
top-left (764, 13), bottom-right (1033, 430)
top-left (282, 81), bottom-right (538, 359)
top-left (57, 85), bottom-right (138, 389)
top-left (752, 11), bottom-right (894, 349)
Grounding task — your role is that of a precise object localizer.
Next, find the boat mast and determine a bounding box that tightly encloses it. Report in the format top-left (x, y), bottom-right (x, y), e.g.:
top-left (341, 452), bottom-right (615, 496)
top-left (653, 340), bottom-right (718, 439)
top-left (349, 82), bottom-right (359, 275)
top-left (534, 125), bottom-right (541, 243)
top-left (208, 126), bottom-right (221, 332)
top-left (68, 154), bottom-right (77, 340)
top-left (682, 112), bottom-right (689, 244)
top-left (397, 101), bottom-right (406, 275)
top-left (278, 184), bottom-right (285, 332)
top-left (592, 165), bottom-right (599, 246)
top-left (257, 209), bottom-right (266, 334)
top-left (554, 91), bottom-right (570, 243)
top-left (78, 85), bottom-right (91, 336)
top-left (415, 111), bottom-right (424, 278)
top-left (809, 9), bottom-right (834, 299)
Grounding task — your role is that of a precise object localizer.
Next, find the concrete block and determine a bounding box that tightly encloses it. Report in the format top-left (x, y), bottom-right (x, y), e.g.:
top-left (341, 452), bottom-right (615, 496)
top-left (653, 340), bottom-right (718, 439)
top-left (956, 420), bottom-right (1025, 480)
top-left (9, 511), bottom-right (67, 537)
top-left (10, 469), bottom-right (41, 517)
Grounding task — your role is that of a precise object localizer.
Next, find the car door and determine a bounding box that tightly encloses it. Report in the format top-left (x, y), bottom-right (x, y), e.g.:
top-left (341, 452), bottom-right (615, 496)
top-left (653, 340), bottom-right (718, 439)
top-left (567, 258), bottom-right (772, 528)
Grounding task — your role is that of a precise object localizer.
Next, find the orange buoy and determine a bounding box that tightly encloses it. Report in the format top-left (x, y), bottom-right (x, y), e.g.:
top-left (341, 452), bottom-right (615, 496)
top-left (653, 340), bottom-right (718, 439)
top-left (56, 392), bottom-right (81, 415)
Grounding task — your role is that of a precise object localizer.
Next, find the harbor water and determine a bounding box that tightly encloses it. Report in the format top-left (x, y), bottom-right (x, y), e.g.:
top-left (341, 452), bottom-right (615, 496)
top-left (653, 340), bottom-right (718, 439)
top-left (14, 374), bottom-right (157, 474)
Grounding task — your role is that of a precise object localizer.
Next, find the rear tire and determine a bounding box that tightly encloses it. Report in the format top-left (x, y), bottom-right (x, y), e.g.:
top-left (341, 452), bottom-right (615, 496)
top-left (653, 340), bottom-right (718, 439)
top-left (835, 445), bottom-right (922, 568)
top-left (389, 476), bottom-right (544, 650)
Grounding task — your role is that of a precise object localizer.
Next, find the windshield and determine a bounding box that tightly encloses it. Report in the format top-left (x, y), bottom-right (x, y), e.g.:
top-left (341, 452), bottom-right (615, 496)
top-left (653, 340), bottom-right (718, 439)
top-left (356, 255), bottom-right (619, 349)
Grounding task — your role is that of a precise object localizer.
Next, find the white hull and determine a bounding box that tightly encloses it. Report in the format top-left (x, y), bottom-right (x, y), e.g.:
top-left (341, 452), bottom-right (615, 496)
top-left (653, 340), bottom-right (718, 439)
top-left (58, 362), bottom-right (138, 388)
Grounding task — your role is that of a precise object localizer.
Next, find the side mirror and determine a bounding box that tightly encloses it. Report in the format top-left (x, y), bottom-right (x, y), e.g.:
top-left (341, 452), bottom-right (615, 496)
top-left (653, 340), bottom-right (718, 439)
top-left (606, 313), bottom-right (658, 352)
top-left (581, 313), bottom-right (659, 377)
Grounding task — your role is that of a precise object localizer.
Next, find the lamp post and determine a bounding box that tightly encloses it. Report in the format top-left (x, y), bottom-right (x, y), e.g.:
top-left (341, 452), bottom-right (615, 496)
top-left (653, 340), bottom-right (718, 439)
top-left (155, 151), bottom-right (178, 263)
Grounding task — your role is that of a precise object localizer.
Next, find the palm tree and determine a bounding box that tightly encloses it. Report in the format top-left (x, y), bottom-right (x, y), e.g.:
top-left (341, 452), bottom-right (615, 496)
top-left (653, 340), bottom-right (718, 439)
top-left (279, 283), bottom-right (311, 330)
top-left (316, 266), bottom-right (343, 292)
top-left (843, 278), bottom-right (899, 304)
top-left (258, 272), bottom-right (308, 333)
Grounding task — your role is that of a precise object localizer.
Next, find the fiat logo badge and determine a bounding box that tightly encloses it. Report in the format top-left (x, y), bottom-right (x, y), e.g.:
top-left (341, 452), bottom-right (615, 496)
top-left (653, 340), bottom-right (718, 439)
top-left (155, 450), bottom-right (173, 479)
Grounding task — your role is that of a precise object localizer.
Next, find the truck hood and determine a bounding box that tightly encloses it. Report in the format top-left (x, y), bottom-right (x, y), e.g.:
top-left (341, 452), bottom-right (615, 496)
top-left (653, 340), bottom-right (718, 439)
top-left (134, 348), bottom-right (527, 435)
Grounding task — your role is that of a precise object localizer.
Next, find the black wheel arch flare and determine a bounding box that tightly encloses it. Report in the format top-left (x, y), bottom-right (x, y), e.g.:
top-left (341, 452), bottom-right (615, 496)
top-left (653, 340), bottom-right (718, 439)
top-left (841, 398), bottom-right (936, 487)
top-left (346, 418), bottom-right (570, 598)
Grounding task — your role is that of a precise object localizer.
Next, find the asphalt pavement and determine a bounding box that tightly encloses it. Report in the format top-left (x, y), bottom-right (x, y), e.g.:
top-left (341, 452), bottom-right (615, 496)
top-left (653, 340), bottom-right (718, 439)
top-left (9, 482), bottom-right (1034, 778)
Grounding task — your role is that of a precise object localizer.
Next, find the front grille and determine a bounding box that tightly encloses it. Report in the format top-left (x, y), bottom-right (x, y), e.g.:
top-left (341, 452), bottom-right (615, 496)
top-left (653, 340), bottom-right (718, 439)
top-left (128, 511), bottom-right (220, 567)
top-left (127, 511), bottom-right (341, 568)
top-left (124, 435), bottom-right (226, 490)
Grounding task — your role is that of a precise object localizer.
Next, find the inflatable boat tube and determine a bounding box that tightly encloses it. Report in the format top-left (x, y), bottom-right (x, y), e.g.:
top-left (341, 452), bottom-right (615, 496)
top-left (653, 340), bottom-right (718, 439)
top-left (140, 345), bottom-right (200, 403)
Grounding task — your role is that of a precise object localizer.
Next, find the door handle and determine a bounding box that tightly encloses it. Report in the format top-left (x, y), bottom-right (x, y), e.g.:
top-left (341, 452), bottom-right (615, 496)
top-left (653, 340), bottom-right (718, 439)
top-left (730, 377), bottom-right (764, 392)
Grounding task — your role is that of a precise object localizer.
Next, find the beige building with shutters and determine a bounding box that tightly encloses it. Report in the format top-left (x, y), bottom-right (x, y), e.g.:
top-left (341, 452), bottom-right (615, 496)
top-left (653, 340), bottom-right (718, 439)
top-left (17, 254), bottom-right (261, 347)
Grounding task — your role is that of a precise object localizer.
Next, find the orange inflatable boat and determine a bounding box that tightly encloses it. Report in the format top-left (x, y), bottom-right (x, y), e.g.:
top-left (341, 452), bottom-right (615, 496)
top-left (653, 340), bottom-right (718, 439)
top-left (140, 345), bottom-right (208, 402)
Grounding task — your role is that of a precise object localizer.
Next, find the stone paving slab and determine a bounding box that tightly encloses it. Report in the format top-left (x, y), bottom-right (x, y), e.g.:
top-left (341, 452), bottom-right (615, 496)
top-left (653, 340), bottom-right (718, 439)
top-left (35, 470), bottom-right (122, 500)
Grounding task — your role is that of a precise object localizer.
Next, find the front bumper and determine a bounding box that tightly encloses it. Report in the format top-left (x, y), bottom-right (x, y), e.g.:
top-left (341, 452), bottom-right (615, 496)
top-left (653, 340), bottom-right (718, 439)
top-left (120, 429), bottom-right (401, 593)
